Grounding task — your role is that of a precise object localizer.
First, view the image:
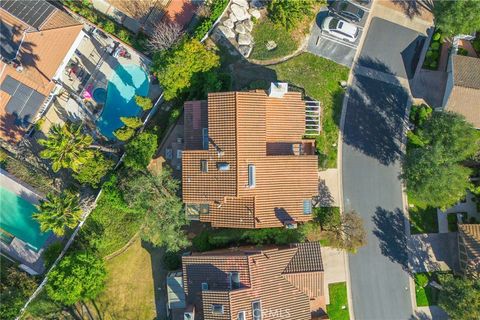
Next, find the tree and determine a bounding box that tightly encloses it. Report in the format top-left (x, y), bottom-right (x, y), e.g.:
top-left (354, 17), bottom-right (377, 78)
top-left (433, 0), bottom-right (480, 36)
top-left (134, 95), bottom-right (153, 111)
top-left (152, 38), bottom-right (220, 100)
top-left (438, 274), bottom-right (480, 320)
top-left (46, 252), bottom-right (106, 305)
top-left (34, 190), bottom-right (83, 236)
top-left (268, 0), bottom-right (316, 30)
top-left (323, 210), bottom-right (367, 252)
top-left (114, 117), bottom-right (143, 141)
top-left (39, 123), bottom-right (94, 173)
top-left (123, 132), bottom-right (157, 171)
top-left (72, 150), bottom-right (114, 187)
top-left (147, 21), bottom-right (183, 53)
top-left (120, 116), bottom-right (143, 129)
top-left (403, 112), bottom-right (480, 208)
top-left (119, 169), bottom-right (189, 251)
top-left (0, 267), bottom-right (37, 319)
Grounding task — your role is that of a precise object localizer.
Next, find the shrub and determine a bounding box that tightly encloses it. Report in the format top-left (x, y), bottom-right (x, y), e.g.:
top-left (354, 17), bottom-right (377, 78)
top-left (193, 0), bottom-right (229, 40)
top-left (123, 132), bottom-right (158, 171)
top-left (433, 32), bottom-right (442, 41)
top-left (135, 95), bottom-right (153, 110)
top-left (430, 61), bottom-right (438, 69)
top-left (457, 47), bottom-right (469, 56)
top-left (0, 149), bottom-right (7, 166)
top-left (426, 50), bottom-right (433, 57)
top-left (473, 36), bottom-right (480, 52)
top-left (431, 51), bottom-right (439, 59)
top-left (118, 29), bottom-right (130, 43)
top-left (268, 0), bottom-right (316, 30)
top-left (103, 20), bottom-right (115, 33)
top-left (120, 116), bottom-right (143, 129)
top-left (43, 242), bottom-right (63, 269)
top-left (163, 251), bottom-right (182, 270)
top-left (430, 42), bottom-right (440, 50)
top-left (168, 107), bottom-right (181, 127)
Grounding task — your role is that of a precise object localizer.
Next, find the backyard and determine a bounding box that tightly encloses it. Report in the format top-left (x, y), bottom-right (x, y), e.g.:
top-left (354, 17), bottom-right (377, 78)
top-left (326, 282), bottom-right (350, 320)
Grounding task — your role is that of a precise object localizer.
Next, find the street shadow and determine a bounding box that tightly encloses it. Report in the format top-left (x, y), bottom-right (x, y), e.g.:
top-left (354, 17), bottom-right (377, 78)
top-left (392, 0), bottom-right (434, 19)
top-left (342, 58), bottom-right (409, 165)
top-left (373, 207), bottom-right (441, 275)
top-left (141, 240), bottom-right (168, 320)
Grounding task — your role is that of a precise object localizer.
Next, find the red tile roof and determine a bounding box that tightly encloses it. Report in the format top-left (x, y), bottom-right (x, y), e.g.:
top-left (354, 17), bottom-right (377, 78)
top-left (181, 242), bottom-right (325, 320)
top-left (182, 91), bottom-right (319, 228)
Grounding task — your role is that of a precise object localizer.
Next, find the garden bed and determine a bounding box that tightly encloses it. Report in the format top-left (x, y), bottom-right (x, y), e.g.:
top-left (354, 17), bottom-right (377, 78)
top-left (414, 272), bottom-right (443, 307)
top-left (422, 29), bottom-right (443, 70)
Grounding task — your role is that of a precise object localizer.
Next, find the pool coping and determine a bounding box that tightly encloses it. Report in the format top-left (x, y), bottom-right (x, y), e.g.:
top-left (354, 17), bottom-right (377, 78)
top-left (0, 168), bottom-right (44, 205)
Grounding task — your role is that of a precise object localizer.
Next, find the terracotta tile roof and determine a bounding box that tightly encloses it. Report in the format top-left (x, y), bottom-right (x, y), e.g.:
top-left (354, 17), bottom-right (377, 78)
top-left (0, 2), bottom-right (83, 143)
top-left (182, 91), bottom-right (318, 229)
top-left (458, 224), bottom-right (480, 273)
top-left (452, 55), bottom-right (480, 89)
top-left (284, 242), bottom-right (324, 273)
top-left (181, 242), bottom-right (325, 320)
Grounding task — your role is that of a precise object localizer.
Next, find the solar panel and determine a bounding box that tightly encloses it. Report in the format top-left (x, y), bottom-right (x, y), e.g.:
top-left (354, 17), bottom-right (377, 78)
top-left (0, 20), bottom-right (22, 60)
top-left (0, 75), bottom-right (20, 94)
top-left (0, 0), bottom-right (56, 30)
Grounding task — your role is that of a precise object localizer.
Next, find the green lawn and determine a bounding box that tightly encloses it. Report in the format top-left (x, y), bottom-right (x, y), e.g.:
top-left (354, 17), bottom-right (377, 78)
top-left (327, 282), bottom-right (350, 320)
top-left (414, 273), bottom-right (440, 307)
top-left (250, 19), bottom-right (298, 60)
top-left (273, 53), bottom-right (349, 168)
top-left (408, 192), bottom-right (438, 234)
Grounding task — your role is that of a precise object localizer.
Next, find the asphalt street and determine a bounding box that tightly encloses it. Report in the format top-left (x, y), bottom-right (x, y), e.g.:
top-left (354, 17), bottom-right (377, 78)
top-left (341, 17), bottom-right (425, 320)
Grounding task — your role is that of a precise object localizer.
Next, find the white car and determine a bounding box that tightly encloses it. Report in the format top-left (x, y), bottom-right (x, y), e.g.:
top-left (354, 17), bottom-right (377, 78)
top-left (321, 16), bottom-right (359, 43)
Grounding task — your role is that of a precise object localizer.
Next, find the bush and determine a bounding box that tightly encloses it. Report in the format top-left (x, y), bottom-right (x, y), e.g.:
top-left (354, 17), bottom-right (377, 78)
top-left (431, 51), bottom-right (439, 59)
top-left (410, 104), bottom-right (433, 127)
top-left (268, 0), bottom-right (316, 30)
top-left (124, 132), bottom-right (158, 171)
top-left (135, 95), bottom-right (153, 111)
top-left (430, 42), bottom-right (440, 50)
top-left (457, 47), bottom-right (469, 56)
top-left (114, 126), bottom-right (135, 141)
top-left (433, 32), bottom-right (442, 41)
top-left (163, 251), bottom-right (182, 270)
top-left (426, 50), bottom-right (433, 57)
top-left (0, 149), bottom-right (7, 166)
top-left (430, 61), bottom-right (438, 69)
top-left (193, 0), bottom-right (230, 40)
top-left (43, 242), bottom-right (63, 269)
top-left (103, 20), bottom-right (115, 33)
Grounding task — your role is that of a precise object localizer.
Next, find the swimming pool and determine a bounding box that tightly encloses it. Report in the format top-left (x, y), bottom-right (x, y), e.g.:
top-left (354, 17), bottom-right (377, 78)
top-left (0, 186), bottom-right (51, 251)
top-left (96, 64), bottom-right (149, 139)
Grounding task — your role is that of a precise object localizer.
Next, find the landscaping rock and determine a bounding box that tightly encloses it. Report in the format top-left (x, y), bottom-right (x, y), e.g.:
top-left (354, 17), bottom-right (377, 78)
top-left (229, 12), bottom-right (238, 23)
top-left (218, 25), bottom-right (235, 39)
top-left (235, 23), bottom-right (246, 34)
top-left (248, 8), bottom-right (261, 19)
top-left (223, 18), bottom-right (234, 29)
top-left (239, 45), bottom-right (253, 58)
top-left (231, 3), bottom-right (250, 21)
top-left (237, 33), bottom-right (253, 46)
top-left (242, 19), bottom-right (254, 32)
top-left (266, 40), bottom-right (277, 51)
top-left (232, 0), bottom-right (249, 8)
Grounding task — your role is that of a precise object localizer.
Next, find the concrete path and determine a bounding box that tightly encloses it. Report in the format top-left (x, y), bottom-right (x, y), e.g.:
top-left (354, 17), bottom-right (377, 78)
top-left (437, 211), bottom-right (449, 233)
top-left (318, 169), bottom-right (340, 207)
top-left (321, 247), bottom-right (347, 304)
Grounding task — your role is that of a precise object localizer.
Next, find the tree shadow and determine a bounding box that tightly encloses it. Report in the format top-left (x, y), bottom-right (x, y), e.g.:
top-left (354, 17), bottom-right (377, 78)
top-left (392, 0), bottom-right (434, 19)
top-left (314, 178), bottom-right (334, 207)
top-left (342, 58), bottom-right (409, 165)
top-left (0, 113), bottom-right (26, 144)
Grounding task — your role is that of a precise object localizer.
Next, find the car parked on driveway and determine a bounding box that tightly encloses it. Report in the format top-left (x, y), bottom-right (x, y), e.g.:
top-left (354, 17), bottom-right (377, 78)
top-left (330, 0), bottom-right (365, 22)
top-left (321, 17), bottom-right (359, 43)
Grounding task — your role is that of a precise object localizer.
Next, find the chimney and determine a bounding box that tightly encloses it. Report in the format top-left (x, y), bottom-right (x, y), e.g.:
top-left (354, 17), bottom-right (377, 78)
top-left (268, 82), bottom-right (288, 98)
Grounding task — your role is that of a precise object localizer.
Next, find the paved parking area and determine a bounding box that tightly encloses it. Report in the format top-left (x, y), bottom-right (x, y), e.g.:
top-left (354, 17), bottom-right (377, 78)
top-left (307, 2), bottom-right (371, 67)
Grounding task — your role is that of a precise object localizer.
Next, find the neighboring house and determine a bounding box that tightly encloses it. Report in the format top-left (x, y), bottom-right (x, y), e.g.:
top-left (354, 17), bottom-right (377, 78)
top-left (182, 86), bottom-right (320, 229)
top-left (458, 224), bottom-right (480, 278)
top-left (441, 54), bottom-right (480, 129)
top-left (0, 0), bottom-right (84, 143)
top-left (167, 242), bottom-right (327, 320)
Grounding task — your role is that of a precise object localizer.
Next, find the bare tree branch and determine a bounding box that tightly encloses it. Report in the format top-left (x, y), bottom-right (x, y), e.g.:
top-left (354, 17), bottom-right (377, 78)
top-left (146, 21), bottom-right (183, 53)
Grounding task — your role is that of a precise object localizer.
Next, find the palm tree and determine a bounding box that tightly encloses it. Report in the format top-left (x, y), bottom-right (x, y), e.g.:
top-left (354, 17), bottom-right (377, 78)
top-left (33, 190), bottom-right (83, 236)
top-left (38, 123), bottom-right (94, 173)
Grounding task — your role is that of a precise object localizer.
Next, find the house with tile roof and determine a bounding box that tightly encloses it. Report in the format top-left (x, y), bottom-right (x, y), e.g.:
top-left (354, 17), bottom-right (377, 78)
top-left (0, 0), bottom-right (84, 143)
top-left (441, 54), bottom-right (480, 128)
top-left (167, 242), bottom-right (327, 320)
top-left (182, 87), bottom-right (320, 229)
top-left (458, 224), bottom-right (480, 278)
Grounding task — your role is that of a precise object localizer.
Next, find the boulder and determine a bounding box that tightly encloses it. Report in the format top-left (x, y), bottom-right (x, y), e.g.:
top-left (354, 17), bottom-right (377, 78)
top-left (232, 0), bottom-right (249, 8)
top-left (218, 25), bottom-right (235, 39)
top-left (231, 3), bottom-right (250, 21)
top-left (242, 19), bottom-right (254, 32)
top-left (237, 32), bottom-right (253, 46)
top-left (248, 8), bottom-right (261, 19)
top-left (266, 40), bottom-right (277, 51)
top-left (239, 45), bottom-right (253, 58)
top-left (223, 18), bottom-right (234, 29)
top-left (235, 23), bottom-right (246, 34)
top-left (229, 12), bottom-right (238, 23)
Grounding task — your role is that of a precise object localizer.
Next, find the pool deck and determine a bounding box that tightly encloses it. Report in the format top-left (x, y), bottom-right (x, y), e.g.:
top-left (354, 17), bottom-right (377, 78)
top-left (0, 169), bottom-right (55, 274)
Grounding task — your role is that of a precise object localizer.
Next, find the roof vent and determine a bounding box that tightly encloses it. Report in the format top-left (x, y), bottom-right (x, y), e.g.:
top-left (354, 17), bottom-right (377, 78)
top-left (268, 82), bottom-right (288, 98)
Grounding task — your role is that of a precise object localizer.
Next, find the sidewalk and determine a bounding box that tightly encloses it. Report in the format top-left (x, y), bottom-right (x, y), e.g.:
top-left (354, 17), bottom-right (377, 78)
top-left (321, 247), bottom-right (347, 304)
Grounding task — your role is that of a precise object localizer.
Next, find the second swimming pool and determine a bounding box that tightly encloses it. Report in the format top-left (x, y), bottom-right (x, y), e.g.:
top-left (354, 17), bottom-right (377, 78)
top-left (96, 64), bottom-right (150, 139)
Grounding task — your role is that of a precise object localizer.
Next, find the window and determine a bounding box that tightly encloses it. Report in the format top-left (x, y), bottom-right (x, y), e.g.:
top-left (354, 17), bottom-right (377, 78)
top-left (199, 204), bottom-right (210, 215)
top-left (303, 199), bottom-right (312, 215)
top-left (252, 301), bottom-right (262, 320)
top-left (228, 272), bottom-right (240, 289)
top-left (201, 282), bottom-right (208, 290)
top-left (200, 160), bottom-right (208, 172)
top-left (202, 128), bottom-right (209, 150)
top-left (238, 311), bottom-right (246, 320)
top-left (248, 164), bottom-right (255, 188)
top-left (212, 304), bottom-right (224, 314)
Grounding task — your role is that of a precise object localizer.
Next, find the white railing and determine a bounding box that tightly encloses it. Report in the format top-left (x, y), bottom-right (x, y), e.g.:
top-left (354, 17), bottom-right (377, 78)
top-left (305, 100), bottom-right (321, 135)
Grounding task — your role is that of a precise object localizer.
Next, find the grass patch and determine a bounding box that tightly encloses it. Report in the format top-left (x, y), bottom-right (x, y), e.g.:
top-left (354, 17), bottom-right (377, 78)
top-left (89, 238), bottom-right (156, 320)
top-left (408, 192), bottom-right (438, 234)
top-left (327, 282), bottom-right (350, 320)
top-left (273, 53), bottom-right (349, 168)
top-left (414, 272), bottom-right (441, 307)
top-left (251, 19), bottom-right (298, 60)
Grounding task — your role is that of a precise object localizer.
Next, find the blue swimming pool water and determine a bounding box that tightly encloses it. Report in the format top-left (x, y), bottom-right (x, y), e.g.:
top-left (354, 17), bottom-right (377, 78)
top-left (0, 186), bottom-right (51, 251)
top-left (96, 64), bottom-right (149, 139)
top-left (93, 87), bottom-right (107, 103)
